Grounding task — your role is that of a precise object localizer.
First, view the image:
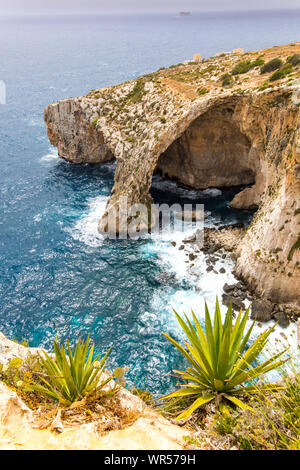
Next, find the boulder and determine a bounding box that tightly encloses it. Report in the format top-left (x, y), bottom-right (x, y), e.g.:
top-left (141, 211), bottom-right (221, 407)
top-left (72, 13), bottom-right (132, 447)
top-left (223, 283), bottom-right (236, 294)
top-left (250, 299), bottom-right (274, 322)
top-left (222, 294), bottom-right (245, 312)
top-left (183, 234), bottom-right (196, 243)
top-left (206, 246), bottom-right (221, 254)
top-left (273, 311), bottom-right (289, 328)
top-left (230, 187), bottom-right (259, 211)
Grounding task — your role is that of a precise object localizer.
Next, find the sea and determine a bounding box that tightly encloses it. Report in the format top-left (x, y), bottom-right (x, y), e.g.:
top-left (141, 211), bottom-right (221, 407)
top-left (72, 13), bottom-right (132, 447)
top-left (0, 10), bottom-right (299, 393)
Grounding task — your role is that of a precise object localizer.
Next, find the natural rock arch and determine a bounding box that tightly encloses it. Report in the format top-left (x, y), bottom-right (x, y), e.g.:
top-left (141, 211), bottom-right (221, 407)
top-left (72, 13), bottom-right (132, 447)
top-left (155, 105), bottom-right (256, 192)
top-left (44, 86), bottom-right (300, 304)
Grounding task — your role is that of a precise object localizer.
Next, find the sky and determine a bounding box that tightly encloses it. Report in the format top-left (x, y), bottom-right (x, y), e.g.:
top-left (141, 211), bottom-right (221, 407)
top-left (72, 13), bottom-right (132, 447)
top-left (0, 0), bottom-right (300, 15)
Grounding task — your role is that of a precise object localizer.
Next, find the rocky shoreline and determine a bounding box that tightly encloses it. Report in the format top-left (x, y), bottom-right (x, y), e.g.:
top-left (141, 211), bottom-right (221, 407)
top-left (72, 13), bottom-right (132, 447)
top-left (44, 42), bottom-right (300, 306)
top-left (172, 224), bottom-right (300, 327)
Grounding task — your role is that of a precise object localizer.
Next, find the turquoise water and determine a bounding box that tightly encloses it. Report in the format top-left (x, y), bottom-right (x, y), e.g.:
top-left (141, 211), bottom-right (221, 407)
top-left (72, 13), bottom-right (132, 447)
top-left (0, 11), bottom-right (299, 393)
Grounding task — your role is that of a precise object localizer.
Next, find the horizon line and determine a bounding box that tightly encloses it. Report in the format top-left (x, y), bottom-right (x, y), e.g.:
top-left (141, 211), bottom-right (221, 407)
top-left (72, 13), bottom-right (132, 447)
top-left (1, 7), bottom-right (300, 16)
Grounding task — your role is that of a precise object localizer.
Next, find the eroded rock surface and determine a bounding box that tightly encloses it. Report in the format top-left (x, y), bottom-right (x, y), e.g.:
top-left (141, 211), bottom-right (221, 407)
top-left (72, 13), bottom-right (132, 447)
top-left (0, 382), bottom-right (189, 450)
top-left (0, 334), bottom-right (189, 450)
top-left (44, 43), bottom-right (300, 304)
top-left (0, 332), bottom-right (43, 366)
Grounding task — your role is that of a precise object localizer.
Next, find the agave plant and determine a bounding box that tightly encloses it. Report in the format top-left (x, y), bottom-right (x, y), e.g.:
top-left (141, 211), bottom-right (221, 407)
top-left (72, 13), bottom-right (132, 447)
top-left (30, 336), bottom-right (113, 405)
top-left (161, 300), bottom-right (289, 420)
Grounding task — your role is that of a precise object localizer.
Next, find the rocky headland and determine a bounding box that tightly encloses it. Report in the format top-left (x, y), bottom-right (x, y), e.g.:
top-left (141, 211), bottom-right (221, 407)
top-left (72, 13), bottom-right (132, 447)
top-left (44, 43), bottom-right (300, 309)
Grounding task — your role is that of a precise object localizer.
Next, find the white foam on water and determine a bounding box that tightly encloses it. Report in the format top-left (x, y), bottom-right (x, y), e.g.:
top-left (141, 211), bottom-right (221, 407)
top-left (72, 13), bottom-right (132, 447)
top-left (151, 175), bottom-right (222, 199)
top-left (142, 215), bottom-right (298, 381)
top-left (69, 189), bottom-right (298, 379)
top-left (40, 148), bottom-right (59, 162)
top-left (202, 188), bottom-right (222, 197)
top-left (68, 195), bottom-right (108, 247)
top-left (33, 213), bottom-right (42, 222)
top-left (100, 160), bottom-right (117, 172)
top-left (150, 281), bottom-right (297, 383)
top-left (160, 284), bottom-right (297, 351)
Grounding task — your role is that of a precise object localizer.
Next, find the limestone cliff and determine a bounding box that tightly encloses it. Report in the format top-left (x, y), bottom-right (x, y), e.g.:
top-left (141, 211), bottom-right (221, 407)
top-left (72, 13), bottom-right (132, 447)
top-left (0, 333), bottom-right (189, 450)
top-left (44, 43), bottom-right (300, 304)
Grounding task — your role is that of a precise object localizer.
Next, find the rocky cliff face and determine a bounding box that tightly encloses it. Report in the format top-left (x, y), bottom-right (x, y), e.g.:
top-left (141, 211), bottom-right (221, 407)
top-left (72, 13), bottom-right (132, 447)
top-left (44, 43), bottom-right (300, 304)
top-left (0, 333), bottom-right (189, 450)
top-left (44, 98), bottom-right (114, 164)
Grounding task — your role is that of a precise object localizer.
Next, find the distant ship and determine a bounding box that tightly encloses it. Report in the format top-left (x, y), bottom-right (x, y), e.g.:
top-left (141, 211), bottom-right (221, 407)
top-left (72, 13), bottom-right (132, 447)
top-left (179, 11), bottom-right (191, 17)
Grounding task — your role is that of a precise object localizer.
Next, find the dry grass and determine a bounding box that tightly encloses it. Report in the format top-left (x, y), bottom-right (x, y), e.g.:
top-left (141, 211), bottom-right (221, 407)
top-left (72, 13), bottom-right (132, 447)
top-left (30, 392), bottom-right (141, 434)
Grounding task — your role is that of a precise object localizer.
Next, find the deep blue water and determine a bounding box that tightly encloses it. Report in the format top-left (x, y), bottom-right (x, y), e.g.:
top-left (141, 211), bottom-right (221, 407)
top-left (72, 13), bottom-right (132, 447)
top-left (0, 11), bottom-right (299, 393)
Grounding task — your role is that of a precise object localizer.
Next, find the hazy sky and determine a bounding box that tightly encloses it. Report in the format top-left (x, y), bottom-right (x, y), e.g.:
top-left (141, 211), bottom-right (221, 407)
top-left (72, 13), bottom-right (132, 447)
top-left (1, 0), bottom-right (300, 14)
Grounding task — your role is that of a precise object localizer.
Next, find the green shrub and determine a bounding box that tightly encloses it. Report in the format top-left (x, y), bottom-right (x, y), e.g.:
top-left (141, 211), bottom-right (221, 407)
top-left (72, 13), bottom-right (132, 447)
top-left (132, 388), bottom-right (155, 406)
top-left (251, 58), bottom-right (265, 68)
top-left (231, 61), bottom-right (252, 75)
top-left (287, 235), bottom-right (300, 261)
top-left (279, 373), bottom-right (300, 438)
top-left (197, 88), bottom-right (208, 95)
top-left (182, 361), bottom-right (300, 450)
top-left (261, 58), bottom-right (283, 74)
top-left (12, 338), bottom-right (29, 347)
top-left (258, 81), bottom-right (270, 92)
top-left (126, 80), bottom-right (147, 104)
top-left (270, 63), bottom-right (293, 82)
top-left (160, 300), bottom-right (288, 420)
top-left (287, 54), bottom-right (300, 66)
top-left (214, 413), bottom-right (236, 435)
top-left (232, 366), bottom-right (300, 450)
top-left (230, 57), bottom-right (265, 76)
top-left (29, 337), bottom-right (114, 405)
top-left (0, 354), bottom-right (53, 409)
top-left (221, 73), bottom-right (232, 87)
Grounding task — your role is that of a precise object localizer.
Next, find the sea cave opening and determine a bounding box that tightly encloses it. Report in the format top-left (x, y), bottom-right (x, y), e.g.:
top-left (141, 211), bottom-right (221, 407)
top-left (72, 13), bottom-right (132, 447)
top-left (150, 104), bottom-right (259, 229)
top-left (154, 105), bottom-right (256, 192)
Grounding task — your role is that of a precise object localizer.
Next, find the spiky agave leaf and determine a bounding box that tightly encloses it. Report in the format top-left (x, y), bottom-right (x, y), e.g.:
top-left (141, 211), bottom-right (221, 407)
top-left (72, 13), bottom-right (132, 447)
top-left (176, 394), bottom-right (216, 420)
top-left (29, 337), bottom-right (113, 405)
top-left (161, 299), bottom-right (290, 419)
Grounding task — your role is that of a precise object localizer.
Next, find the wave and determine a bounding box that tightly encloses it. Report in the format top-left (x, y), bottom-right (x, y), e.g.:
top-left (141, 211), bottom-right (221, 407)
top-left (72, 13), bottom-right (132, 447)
top-left (151, 175), bottom-right (222, 199)
top-left (40, 149), bottom-right (59, 162)
top-left (69, 189), bottom-right (298, 379)
top-left (143, 216), bottom-right (297, 381)
top-left (68, 195), bottom-right (108, 247)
